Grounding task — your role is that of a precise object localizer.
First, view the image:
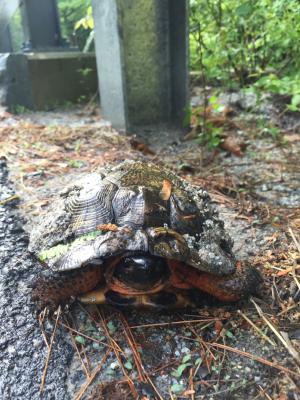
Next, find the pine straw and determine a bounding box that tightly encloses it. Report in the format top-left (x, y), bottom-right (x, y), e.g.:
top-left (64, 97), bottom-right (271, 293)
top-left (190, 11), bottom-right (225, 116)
top-left (0, 121), bottom-right (151, 218)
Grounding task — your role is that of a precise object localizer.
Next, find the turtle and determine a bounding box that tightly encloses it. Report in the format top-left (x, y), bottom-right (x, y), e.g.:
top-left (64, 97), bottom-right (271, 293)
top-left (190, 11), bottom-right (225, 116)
top-left (29, 161), bottom-right (262, 310)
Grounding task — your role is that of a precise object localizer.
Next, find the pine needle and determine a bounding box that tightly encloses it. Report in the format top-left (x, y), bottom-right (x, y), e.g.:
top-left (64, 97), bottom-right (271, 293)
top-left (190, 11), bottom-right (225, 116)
top-left (251, 299), bottom-right (300, 365)
top-left (40, 306), bottom-right (61, 393)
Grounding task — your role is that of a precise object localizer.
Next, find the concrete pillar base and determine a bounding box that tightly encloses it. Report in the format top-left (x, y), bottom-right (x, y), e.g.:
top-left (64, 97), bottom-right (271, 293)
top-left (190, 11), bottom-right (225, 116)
top-left (92, 0), bottom-right (189, 132)
top-left (0, 52), bottom-right (98, 110)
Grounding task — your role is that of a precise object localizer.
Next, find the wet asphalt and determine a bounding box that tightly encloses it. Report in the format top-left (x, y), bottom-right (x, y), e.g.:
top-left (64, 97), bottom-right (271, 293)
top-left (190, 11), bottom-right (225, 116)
top-left (0, 160), bottom-right (72, 399)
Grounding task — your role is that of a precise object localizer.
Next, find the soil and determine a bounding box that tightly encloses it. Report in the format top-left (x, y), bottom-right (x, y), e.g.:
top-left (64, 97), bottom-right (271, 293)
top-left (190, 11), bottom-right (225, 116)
top-left (0, 95), bottom-right (299, 400)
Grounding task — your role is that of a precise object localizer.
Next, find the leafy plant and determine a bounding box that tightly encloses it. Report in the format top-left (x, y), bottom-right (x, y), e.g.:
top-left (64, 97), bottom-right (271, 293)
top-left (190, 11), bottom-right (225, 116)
top-left (11, 105), bottom-right (29, 114)
top-left (124, 360), bottom-right (133, 370)
top-left (254, 74), bottom-right (300, 112)
top-left (69, 159), bottom-right (84, 168)
top-left (189, 0), bottom-right (300, 97)
top-left (74, 5), bottom-right (94, 30)
top-left (77, 67), bottom-right (93, 77)
top-left (170, 383), bottom-right (185, 395)
top-left (75, 335), bottom-right (86, 345)
top-left (57, 0), bottom-right (92, 50)
top-left (171, 354), bottom-right (192, 378)
top-left (195, 123), bottom-right (223, 149)
top-left (188, 95), bottom-right (224, 150)
top-left (107, 320), bottom-right (116, 334)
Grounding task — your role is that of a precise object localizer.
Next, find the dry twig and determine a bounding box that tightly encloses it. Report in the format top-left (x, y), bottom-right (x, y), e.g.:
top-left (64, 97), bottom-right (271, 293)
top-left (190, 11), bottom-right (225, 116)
top-left (237, 310), bottom-right (276, 346)
top-left (207, 341), bottom-right (300, 378)
top-left (74, 350), bottom-right (110, 400)
top-left (251, 299), bottom-right (300, 365)
top-left (40, 306), bottom-right (61, 393)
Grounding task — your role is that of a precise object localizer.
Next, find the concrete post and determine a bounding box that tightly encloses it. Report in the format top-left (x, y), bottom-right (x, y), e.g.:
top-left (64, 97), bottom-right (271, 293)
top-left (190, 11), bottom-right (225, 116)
top-left (92, 0), bottom-right (189, 131)
top-left (0, 0), bottom-right (20, 52)
top-left (20, 0), bottom-right (62, 50)
top-left (0, 25), bottom-right (12, 53)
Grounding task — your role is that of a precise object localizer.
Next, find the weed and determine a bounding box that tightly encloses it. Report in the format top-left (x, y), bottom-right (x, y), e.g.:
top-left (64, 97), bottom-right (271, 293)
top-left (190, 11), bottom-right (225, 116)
top-left (11, 105), bottom-right (29, 114)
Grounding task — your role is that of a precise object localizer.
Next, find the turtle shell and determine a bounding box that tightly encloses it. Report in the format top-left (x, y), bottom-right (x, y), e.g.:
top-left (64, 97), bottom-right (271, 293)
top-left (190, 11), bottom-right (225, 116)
top-left (29, 161), bottom-right (236, 276)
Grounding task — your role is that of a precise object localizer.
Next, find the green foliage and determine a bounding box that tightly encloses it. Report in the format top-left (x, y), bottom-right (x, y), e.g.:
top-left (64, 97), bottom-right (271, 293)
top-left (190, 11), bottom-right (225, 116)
top-left (188, 95), bottom-right (224, 149)
top-left (74, 5), bottom-right (94, 30)
top-left (57, 0), bottom-right (92, 50)
top-left (225, 330), bottom-right (235, 339)
top-left (11, 105), bottom-right (29, 114)
top-left (190, 0), bottom-right (300, 97)
top-left (68, 159), bottom-right (84, 168)
top-left (171, 353), bottom-right (192, 378)
top-left (124, 360), bottom-right (133, 370)
top-left (107, 320), bottom-right (117, 334)
top-left (75, 335), bottom-right (86, 345)
top-left (170, 383), bottom-right (185, 394)
top-left (77, 67), bottom-right (93, 77)
top-left (9, 7), bottom-right (25, 51)
top-left (195, 123), bottom-right (223, 149)
top-left (254, 74), bottom-right (300, 111)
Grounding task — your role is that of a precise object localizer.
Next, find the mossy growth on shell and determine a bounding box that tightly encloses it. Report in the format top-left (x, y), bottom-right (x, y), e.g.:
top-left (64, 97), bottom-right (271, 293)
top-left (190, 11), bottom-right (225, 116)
top-left (38, 230), bottom-right (103, 262)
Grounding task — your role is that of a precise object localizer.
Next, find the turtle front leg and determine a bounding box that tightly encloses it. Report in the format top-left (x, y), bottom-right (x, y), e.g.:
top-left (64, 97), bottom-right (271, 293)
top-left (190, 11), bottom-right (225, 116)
top-left (31, 263), bottom-right (103, 310)
top-left (170, 261), bottom-right (262, 302)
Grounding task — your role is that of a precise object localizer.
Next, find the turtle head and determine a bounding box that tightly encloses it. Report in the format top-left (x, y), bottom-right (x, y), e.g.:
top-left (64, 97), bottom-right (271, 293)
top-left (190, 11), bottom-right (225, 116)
top-left (113, 253), bottom-right (170, 290)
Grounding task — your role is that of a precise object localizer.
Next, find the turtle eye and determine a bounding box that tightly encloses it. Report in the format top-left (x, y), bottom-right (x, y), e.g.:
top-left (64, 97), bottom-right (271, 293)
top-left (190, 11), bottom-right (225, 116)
top-left (114, 254), bottom-right (169, 290)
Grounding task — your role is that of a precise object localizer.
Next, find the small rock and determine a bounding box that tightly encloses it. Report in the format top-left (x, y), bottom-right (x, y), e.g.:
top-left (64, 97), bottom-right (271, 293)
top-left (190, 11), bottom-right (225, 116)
top-left (110, 361), bottom-right (119, 370)
top-left (181, 346), bottom-right (190, 354)
top-left (7, 345), bottom-right (16, 354)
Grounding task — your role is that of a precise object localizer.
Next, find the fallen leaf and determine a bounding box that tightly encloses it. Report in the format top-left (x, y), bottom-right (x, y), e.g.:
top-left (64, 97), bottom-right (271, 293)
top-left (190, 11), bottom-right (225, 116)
top-left (278, 394), bottom-right (288, 400)
top-left (129, 137), bottom-right (155, 155)
top-left (283, 133), bottom-right (300, 142)
top-left (214, 320), bottom-right (223, 336)
top-left (0, 111), bottom-right (15, 121)
top-left (277, 265), bottom-right (300, 276)
top-left (220, 136), bottom-right (245, 156)
top-left (183, 389), bottom-right (196, 395)
top-left (97, 223), bottom-right (118, 232)
top-left (160, 179), bottom-right (172, 201)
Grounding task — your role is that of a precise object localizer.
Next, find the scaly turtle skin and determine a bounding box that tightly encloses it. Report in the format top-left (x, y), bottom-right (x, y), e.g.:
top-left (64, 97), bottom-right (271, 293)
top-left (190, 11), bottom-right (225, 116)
top-left (29, 161), bottom-right (262, 309)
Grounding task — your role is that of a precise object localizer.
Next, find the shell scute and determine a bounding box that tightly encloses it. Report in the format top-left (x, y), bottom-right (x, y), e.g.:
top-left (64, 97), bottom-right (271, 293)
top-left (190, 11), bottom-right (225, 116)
top-left (112, 186), bottom-right (144, 228)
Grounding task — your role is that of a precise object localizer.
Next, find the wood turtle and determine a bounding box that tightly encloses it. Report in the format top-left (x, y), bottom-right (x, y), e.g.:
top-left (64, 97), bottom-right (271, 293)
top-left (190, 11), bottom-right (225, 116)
top-left (29, 161), bottom-right (262, 309)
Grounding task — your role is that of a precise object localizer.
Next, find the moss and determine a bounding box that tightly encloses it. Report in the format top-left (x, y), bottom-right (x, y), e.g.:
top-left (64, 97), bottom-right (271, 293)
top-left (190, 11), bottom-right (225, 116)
top-left (38, 230), bottom-right (103, 261)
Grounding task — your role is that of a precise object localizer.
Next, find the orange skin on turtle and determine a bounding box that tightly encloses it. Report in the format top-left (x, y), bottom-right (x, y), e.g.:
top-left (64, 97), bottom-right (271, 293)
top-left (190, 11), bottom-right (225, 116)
top-left (32, 258), bottom-right (259, 309)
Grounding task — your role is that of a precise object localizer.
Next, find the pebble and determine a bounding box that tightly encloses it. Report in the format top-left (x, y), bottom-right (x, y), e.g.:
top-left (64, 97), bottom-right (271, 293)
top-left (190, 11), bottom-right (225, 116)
top-left (110, 361), bottom-right (119, 370)
top-left (181, 346), bottom-right (190, 353)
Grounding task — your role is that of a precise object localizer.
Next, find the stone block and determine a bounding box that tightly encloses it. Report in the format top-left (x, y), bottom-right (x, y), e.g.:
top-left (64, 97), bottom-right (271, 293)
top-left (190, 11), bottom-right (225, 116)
top-left (0, 52), bottom-right (98, 110)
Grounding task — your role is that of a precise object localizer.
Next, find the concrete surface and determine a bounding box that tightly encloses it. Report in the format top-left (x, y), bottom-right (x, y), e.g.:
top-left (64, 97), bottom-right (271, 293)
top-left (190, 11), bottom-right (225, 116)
top-left (0, 52), bottom-right (98, 110)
